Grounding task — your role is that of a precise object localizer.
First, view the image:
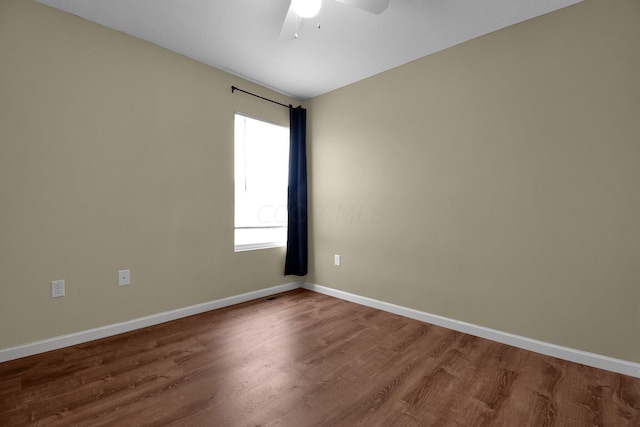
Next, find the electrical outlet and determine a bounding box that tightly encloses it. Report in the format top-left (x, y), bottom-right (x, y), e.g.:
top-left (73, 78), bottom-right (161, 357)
top-left (51, 280), bottom-right (65, 298)
top-left (334, 254), bottom-right (341, 266)
top-left (118, 269), bottom-right (130, 286)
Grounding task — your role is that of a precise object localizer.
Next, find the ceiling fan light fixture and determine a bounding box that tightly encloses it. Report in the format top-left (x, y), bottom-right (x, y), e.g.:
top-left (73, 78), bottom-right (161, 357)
top-left (291, 0), bottom-right (322, 19)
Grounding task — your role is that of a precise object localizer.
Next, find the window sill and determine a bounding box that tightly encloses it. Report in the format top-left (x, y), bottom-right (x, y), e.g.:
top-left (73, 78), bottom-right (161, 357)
top-left (234, 242), bottom-right (286, 252)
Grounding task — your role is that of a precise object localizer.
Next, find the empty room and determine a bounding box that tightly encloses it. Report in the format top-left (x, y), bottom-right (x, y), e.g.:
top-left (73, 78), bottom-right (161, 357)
top-left (1, 0), bottom-right (639, 425)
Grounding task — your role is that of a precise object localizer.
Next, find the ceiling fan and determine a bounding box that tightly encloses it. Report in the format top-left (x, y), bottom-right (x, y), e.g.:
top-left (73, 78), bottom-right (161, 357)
top-left (280, 0), bottom-right (390, 39)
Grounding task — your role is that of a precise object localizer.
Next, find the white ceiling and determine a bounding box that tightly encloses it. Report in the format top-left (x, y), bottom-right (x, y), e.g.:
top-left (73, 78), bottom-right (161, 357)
top-left (36, 0), bottom-right (582, 100)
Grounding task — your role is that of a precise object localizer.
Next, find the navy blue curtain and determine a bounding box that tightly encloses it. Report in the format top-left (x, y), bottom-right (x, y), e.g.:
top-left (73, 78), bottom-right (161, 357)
top-left (284, 106), bottom-right (308, 276)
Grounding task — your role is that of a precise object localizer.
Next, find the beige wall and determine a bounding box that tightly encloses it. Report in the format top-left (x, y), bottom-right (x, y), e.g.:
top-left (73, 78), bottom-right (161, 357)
top-left (0, 0), bottom-right (295, 349)
top-left (308, 0), bottom-right (640, 363)
top-left (2, 0), bottom-right (638, 365)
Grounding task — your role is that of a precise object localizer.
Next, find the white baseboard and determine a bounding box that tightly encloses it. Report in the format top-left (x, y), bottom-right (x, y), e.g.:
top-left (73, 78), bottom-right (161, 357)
top-left (302, 282), bottom-right (640, 379)
top-left (4, 280), bottom-right (638, 379)
top-left (0, 282), bottom-right (301, 363)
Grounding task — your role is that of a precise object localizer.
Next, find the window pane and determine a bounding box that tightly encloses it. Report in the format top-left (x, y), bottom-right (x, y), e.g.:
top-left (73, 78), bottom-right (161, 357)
top-left (234, 114), bottom-right (289, 251)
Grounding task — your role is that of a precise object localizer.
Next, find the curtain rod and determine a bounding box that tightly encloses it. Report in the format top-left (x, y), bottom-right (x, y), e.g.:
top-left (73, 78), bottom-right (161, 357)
top-left (231, 86), bottom-right (297, 109)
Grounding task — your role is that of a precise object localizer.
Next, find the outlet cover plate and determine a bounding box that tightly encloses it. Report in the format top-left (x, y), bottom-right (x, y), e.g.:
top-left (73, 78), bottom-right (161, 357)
top-left (51, 280), bottom-right (65, 298)
top-left (118, 269), bottom-right (130, 286)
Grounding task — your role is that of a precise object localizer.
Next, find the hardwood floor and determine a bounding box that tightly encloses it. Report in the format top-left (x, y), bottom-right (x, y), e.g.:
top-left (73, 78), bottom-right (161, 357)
top-left (1, 288), bottom-right (639, 426)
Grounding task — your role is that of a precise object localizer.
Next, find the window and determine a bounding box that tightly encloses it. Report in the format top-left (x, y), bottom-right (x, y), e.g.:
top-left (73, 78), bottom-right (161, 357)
top-left (234, 113), bottom-right (289, 251)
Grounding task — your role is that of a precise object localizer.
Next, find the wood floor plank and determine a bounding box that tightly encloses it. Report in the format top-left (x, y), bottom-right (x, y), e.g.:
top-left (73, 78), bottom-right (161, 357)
top-left (1, 288), bottom-right (639, 426)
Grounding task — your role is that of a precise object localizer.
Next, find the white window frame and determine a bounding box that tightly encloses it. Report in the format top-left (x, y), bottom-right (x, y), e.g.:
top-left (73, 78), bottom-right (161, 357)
top-left (234, 113), bottom-right (289, 252)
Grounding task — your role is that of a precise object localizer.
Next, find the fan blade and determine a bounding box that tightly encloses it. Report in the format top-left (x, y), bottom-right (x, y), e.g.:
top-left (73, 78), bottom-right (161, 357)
top-left (334, 0), bottom-right (389, 14)
top-left (279, 2), bottom-right (298, 40)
